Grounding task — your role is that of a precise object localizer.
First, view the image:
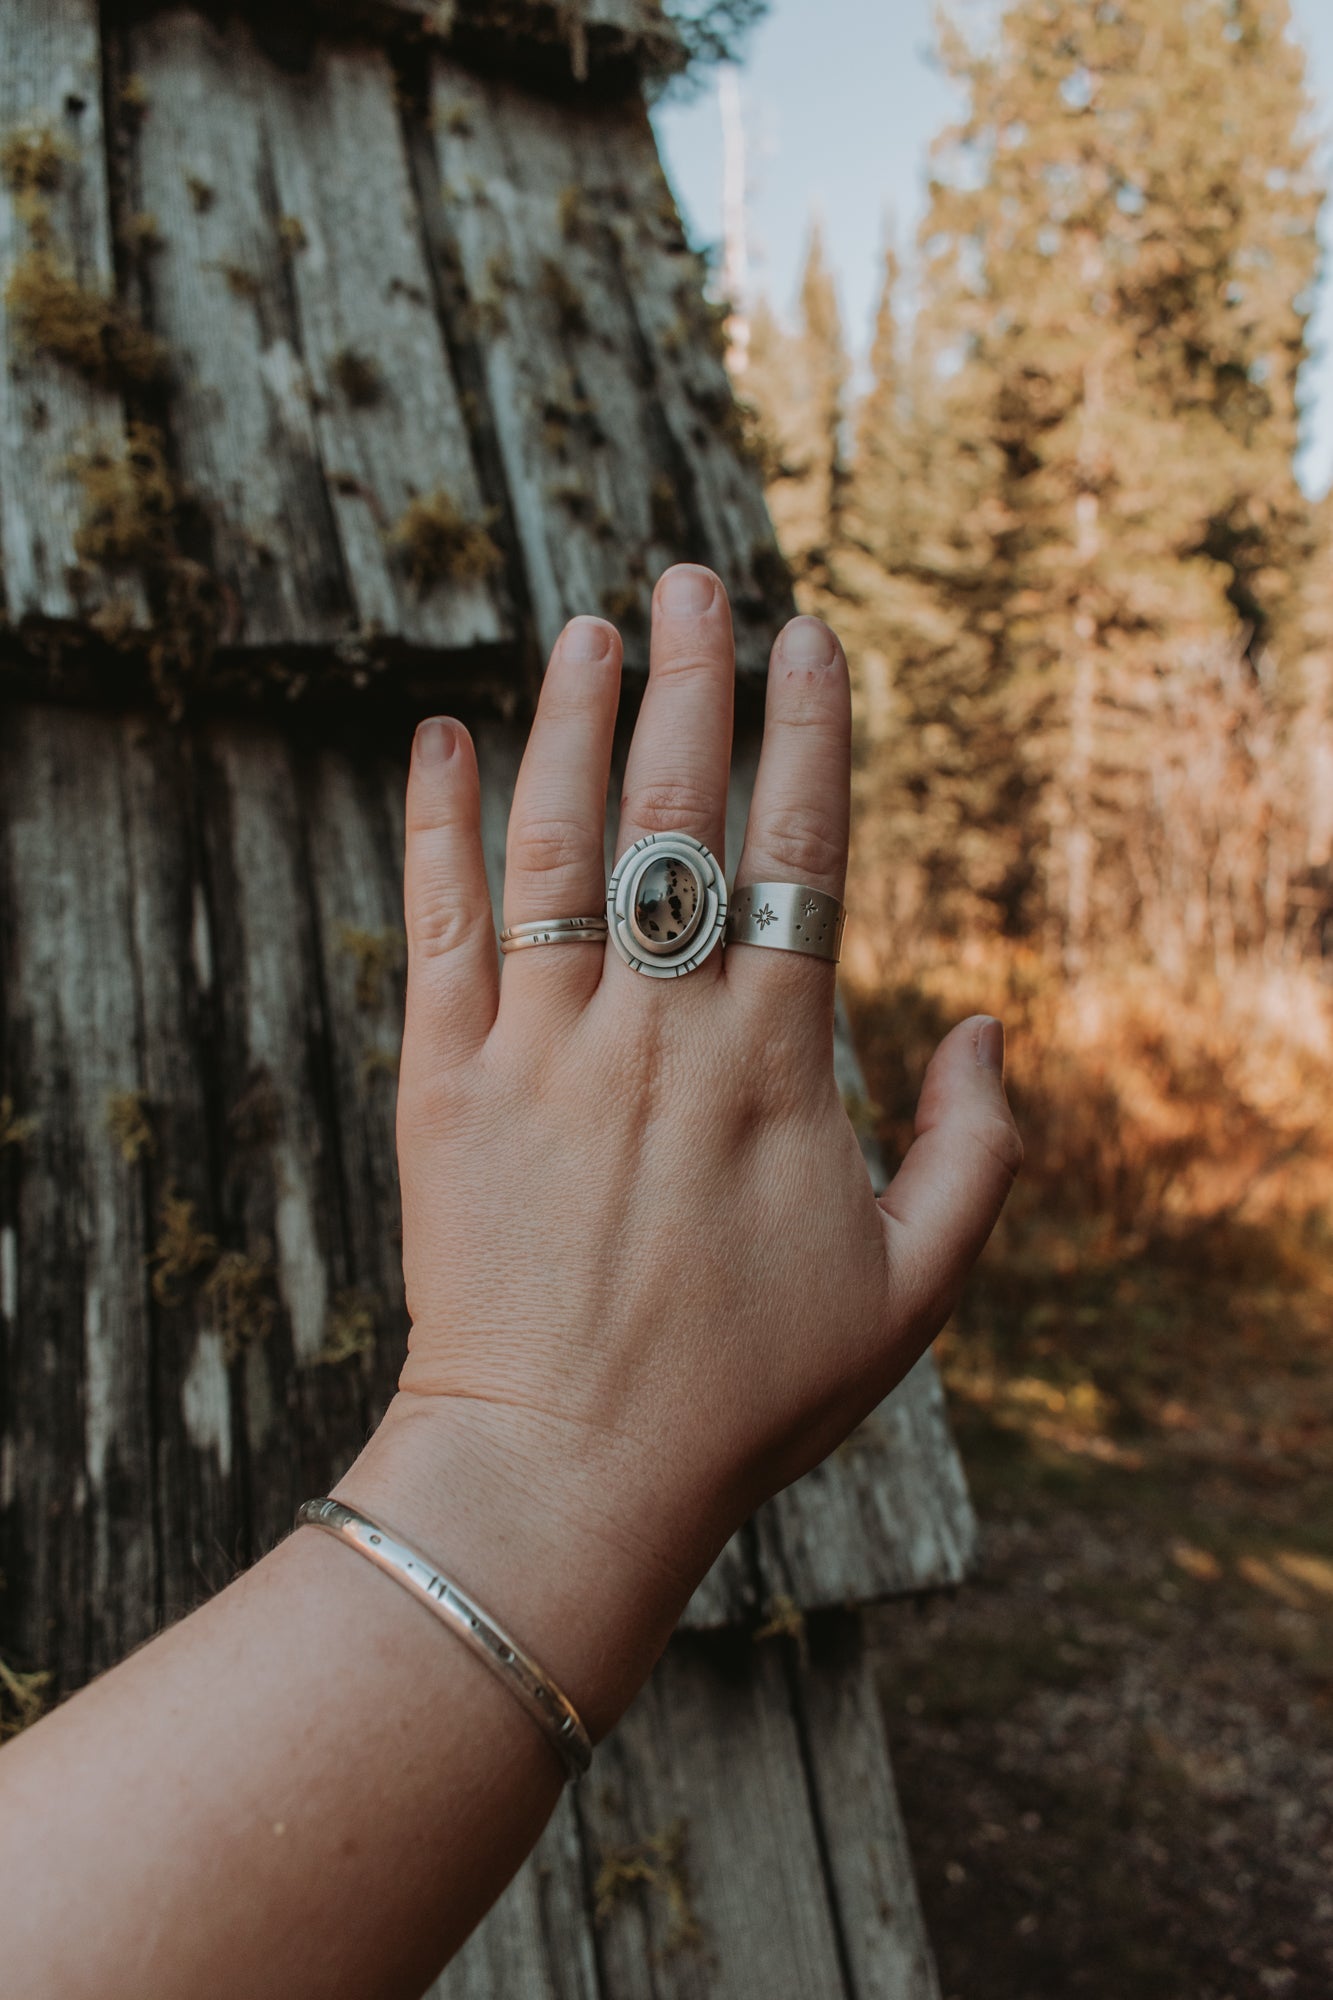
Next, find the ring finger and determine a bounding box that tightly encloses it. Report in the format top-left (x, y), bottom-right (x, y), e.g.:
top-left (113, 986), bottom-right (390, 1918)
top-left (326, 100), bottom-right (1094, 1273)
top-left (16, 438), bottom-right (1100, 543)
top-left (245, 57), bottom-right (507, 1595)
top-left (611, 564), bottom-right (735, 983)
top-left (501, 614), bottom-right (622, 1012)
top-left (728, 615), bottom-right (851, 1019)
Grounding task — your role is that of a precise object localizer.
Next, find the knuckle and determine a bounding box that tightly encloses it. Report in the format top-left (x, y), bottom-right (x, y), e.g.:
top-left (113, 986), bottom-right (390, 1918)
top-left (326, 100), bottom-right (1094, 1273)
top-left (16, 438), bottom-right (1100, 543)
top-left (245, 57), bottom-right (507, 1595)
top-left (650, 645), bottom-right (728, 686)
top-left (623, 778), bottom-right (719, 837)
top-left (508, 813), bottom-right (600, 884)
top-left (408, 888), bottom-right (491, 963)
top-left (748, 804), bottom-right (845, 883)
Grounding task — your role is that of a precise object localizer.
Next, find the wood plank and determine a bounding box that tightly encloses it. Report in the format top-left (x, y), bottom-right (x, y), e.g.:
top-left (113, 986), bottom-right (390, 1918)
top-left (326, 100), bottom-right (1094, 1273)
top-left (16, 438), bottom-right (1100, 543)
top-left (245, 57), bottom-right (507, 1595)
top-left (578, 1637), bottom-right (850, 1997)
top-left (122, 10), bottom-right (352, 649)
top-left (0, 703), bottom-right (157, 1687)
top-left (798, 1618), bottom-right (942, 2000)
top-left (319, 0), bottom-right (681, 80)
top-left (253, 38), bottom-right (508, 651)
top-left (195, 717), bottom-right (368, 1559)
top-left (422, 64), bottom-right (778, 672)
top-left (300, 735), bottom-right (413, 1424)
top-left (0, 0), bottom-right (146, 625)
top-left (118, 711), bottom-right (246, 1622)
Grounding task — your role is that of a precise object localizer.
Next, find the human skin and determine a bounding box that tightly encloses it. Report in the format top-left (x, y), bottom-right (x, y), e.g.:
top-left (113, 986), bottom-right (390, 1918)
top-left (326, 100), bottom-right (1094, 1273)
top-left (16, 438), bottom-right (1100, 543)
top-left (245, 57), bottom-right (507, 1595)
top-left (0, 566), bottom-right (1021, 1999)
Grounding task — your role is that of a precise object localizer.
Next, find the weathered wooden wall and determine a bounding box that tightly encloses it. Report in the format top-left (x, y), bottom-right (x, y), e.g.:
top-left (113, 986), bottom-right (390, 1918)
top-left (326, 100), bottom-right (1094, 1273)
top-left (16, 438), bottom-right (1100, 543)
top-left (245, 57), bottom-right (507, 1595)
top-left (0, 694), bottom-right (974, 1687)
top-left (0, 2), bottom-right (782, 682)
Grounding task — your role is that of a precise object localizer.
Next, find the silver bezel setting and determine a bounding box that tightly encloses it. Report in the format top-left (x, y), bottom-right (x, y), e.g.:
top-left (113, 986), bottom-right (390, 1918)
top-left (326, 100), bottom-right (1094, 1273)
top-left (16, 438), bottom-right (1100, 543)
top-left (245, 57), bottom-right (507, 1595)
top-left (606, 831), bottom-right (727, 978)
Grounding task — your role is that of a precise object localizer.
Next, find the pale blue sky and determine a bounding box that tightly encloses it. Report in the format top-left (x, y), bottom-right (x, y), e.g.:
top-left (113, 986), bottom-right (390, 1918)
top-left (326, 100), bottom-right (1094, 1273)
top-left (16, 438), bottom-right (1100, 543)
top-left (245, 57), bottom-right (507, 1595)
top-left (654, 0), bottom-right (1333, 497)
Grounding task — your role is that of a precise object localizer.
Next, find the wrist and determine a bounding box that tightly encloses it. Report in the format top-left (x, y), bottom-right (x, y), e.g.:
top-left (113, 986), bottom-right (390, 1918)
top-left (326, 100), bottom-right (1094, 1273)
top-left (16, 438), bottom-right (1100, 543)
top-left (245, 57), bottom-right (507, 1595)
top-left (331, 1391), bottom-right (708, 1740)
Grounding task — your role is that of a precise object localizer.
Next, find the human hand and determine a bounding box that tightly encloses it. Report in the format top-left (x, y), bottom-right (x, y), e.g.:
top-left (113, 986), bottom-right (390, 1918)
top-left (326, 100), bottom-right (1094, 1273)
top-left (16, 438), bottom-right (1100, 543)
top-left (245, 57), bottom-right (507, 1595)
top-left (345, 564), bottom-right (1021, 1732)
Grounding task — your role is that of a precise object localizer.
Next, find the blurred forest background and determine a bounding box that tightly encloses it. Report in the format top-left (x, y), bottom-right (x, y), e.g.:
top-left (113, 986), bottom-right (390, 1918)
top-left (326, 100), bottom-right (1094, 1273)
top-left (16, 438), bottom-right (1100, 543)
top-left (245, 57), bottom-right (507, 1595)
top-left (706, 0), bottom-right (1333, 1992)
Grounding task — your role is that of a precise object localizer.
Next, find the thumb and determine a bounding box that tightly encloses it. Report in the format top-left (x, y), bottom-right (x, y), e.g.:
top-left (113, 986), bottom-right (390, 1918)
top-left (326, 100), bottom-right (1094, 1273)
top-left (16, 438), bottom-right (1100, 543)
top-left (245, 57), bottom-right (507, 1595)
top-left (877, 1014), bottom-right (1023, 1336)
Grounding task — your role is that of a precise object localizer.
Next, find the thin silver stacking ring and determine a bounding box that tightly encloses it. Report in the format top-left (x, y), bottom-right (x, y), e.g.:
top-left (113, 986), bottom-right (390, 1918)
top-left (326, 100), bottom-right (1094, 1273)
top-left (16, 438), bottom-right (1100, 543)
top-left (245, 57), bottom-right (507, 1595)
top-left (606, 831), bottom-right (727, 979)
top-left (499, 916), bottom-right (608, 954)
top-left (726, 882), bottom-right (846, 964)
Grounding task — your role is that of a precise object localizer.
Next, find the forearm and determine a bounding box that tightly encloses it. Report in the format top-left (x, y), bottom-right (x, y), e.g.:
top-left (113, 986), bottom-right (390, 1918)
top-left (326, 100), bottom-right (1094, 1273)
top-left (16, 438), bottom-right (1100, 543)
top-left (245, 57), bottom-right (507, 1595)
top-left (0, 1395), bottom-right (692, 2000)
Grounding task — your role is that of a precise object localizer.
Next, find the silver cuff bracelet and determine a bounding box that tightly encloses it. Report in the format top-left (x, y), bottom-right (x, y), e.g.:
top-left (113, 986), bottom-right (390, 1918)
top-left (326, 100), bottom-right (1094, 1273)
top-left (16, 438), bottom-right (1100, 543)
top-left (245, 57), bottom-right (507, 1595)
top-left (296, 1497), bottom-right (592, 1781)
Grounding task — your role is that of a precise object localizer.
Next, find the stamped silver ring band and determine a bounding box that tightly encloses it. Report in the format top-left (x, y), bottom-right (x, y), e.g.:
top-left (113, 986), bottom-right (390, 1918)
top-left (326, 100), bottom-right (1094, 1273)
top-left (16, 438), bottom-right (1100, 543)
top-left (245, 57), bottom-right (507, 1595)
top-left (499, 916), bottom-right (608, 953)
top-left (606, 830), bottom-right (728, 978)
top-left (727, 882), bottom-right (847, 964)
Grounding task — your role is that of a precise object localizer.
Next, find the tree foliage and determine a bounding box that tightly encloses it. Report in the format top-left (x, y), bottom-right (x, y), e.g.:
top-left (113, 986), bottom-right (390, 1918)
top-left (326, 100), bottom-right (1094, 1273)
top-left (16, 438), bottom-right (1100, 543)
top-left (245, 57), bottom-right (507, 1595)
top-left (746, 0), bottom-right (1328, 971)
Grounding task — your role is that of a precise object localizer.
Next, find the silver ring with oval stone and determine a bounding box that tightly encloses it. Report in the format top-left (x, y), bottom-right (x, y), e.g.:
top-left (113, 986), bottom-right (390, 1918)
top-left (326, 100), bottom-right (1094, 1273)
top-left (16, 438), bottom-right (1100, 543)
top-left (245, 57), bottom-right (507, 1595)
top-left (726, 883), bottom-right (846, 964)
top-left (606, 831), bottom-right (728, 979)
top-left (499, 916), bottom-right (609, 953)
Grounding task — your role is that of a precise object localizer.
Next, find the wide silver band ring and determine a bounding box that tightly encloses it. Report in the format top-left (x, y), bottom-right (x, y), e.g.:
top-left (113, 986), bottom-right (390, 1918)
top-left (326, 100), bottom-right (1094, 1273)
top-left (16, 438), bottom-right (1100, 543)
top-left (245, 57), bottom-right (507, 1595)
top-left (499, 916), bottom-right (608, 954)
top-left (606, 831), bottom-right (727, 978)
top-left (726, 882), bottom-right (846, 963)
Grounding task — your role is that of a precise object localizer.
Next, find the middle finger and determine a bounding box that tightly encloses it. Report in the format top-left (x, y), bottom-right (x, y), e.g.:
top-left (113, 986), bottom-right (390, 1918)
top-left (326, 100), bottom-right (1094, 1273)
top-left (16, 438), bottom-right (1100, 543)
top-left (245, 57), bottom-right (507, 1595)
top-left (612, 565), bottom-right (735, 979)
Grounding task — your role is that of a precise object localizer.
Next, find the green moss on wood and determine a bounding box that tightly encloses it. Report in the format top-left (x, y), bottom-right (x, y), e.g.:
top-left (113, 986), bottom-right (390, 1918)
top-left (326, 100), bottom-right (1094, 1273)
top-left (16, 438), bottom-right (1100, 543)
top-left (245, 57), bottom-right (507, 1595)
top-left (0, 1655), bottom-right (52, 1742)
top-left (73, 424), bottom-right (177, 567)
top-left (0, 125), bottom-right (68, 196)
top-left (387, 491), bottom-right (501, 592)
top-left (594, 1820), bottom-right (700, 1954)
top-left (148, 1188), bottom-right (218, 1307)
top-left (312, 1289), bottom-right (377, 1367)
top-left (0, 1096), bottom-right (39, 1149)
top-left (5, 247), bottom-right (166, 387)
top-left (205, 1249), bottom-right (277, 1360)
top-left (105, 1090), bottom-right (155, 1164)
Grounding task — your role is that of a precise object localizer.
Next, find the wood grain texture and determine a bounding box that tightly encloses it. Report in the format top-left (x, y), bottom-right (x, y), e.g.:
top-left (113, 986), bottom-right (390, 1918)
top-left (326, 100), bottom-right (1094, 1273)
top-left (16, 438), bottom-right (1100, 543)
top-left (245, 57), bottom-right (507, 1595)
top-left (122, 10), bottom-right (505, 653)
top-left (0, 0), bottom-right (146, 626)
top-left (434, 1631), bottom-right (940, 2000)
top-left (0, 704), bottom-right (157, 1685)
top-left (423, 62), bottom-right (788, 674)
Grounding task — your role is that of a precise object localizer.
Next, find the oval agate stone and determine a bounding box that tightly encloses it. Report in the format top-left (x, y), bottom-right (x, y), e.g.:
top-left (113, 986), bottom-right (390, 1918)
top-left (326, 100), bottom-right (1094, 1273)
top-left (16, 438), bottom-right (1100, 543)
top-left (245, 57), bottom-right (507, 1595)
top-left (628, 851), bottom-right (705, 956)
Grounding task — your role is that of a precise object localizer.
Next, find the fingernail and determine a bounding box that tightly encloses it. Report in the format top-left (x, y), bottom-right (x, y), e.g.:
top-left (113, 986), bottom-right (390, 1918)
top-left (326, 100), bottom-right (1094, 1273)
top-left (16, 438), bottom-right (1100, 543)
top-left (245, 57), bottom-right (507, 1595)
top-left (415, 717), bottom-right (457, 765)
top-left (562, 616), bottom-right (614, 665)
top-left (657, 565), bottom-right (716, 615)
top-left (976, 1018), bottom-right (1005, 1076)
top-left (780, 617), bottom-right (836, 667)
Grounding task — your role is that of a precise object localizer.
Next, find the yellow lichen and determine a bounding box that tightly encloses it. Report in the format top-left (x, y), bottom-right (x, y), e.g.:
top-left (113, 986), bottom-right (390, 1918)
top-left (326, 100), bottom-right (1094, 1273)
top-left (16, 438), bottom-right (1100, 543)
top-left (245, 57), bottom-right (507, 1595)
top-left (336, 925), bottom-right (406, 1012)
top-left (0, 124), bottom-right (68, 195)
top-left (0, 1096), bottom-right (39, 1149)
top-left (119, 73), bottom-right (150, 117)
top-left (330, 347), bottom-right (383, 408)
top-left (438, 100), bottom-right (472, 135)
top-left (89, 596), bottom-right (140, 649)
top-left (4, 248), bottom-right (166, 386)
top-left (105, 1090), bottom-right (155, 1164)
top-left (387, 492), bottom-right (501, 592)
top-left (204, 1249), bottom-right (276, 1360)
top-left (594, 1821), bottom-right (700, 1954)
top-left (277, 214), bottom-right (308, 254)
top-left (753, 1593), bottom-right (809, 1666)
top-left (312, 1289), bottom-right (377, 1367)
top-left (72, 424), bottom-right (177, 567)
top-left (148, 1188), bottom-right (218, 1307)
top-left (0, 1655), bottom-right (52, 1743)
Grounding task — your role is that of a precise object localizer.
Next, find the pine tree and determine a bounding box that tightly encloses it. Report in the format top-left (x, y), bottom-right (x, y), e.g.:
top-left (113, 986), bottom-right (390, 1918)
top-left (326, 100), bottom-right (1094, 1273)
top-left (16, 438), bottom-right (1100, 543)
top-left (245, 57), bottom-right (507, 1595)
top-left (880, 0), bottom-right (1322, 960)
top-left (746, 224), bottom-right (848, 602)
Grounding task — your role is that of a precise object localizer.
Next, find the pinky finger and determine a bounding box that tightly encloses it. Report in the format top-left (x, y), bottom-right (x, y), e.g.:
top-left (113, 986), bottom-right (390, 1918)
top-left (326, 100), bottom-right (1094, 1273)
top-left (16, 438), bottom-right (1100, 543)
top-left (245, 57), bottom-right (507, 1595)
top-left (401, 718), bottom-right (498, 1074)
